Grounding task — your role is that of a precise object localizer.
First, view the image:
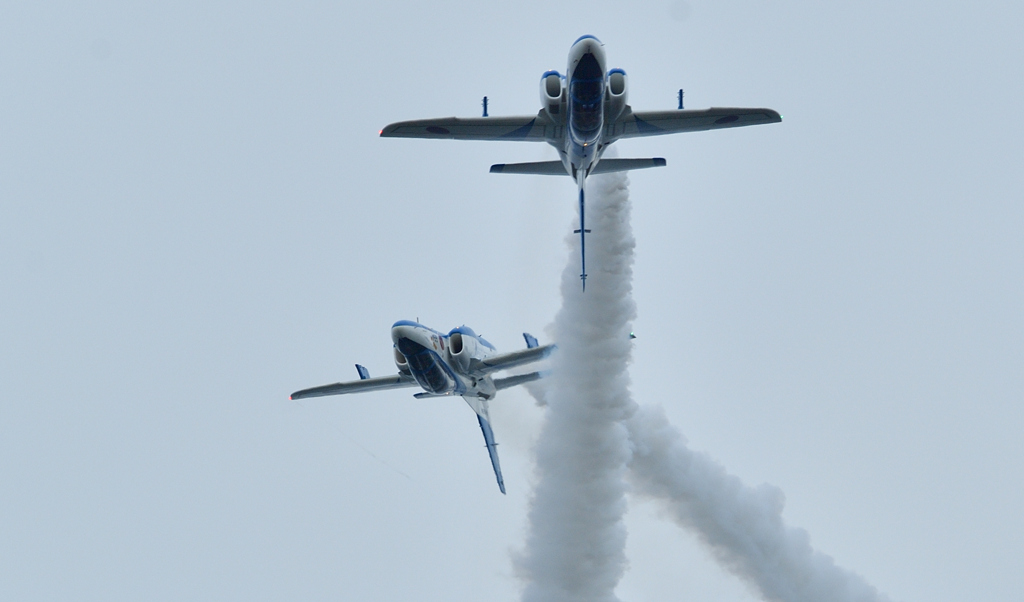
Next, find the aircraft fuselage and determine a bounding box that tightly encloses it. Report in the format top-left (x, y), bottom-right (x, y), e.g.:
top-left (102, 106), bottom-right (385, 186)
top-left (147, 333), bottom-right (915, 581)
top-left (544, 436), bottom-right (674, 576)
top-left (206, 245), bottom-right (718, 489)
top-left (560, 35), bottom-right (608, 185)
top-left (391, 320), bottom-right (498, 402)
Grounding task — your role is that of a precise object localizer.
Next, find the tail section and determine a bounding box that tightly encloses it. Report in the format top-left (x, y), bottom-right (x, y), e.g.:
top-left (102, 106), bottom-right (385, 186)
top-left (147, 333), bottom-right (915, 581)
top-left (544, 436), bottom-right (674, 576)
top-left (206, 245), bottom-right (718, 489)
top-left (476, 411), bottom-right (506, 494)
top-left (493, 370), bottom-right (548, 390)
top-left (590, 157), bottom-right (666, 174)
top-left (490, 161), bottom-right (569, 175)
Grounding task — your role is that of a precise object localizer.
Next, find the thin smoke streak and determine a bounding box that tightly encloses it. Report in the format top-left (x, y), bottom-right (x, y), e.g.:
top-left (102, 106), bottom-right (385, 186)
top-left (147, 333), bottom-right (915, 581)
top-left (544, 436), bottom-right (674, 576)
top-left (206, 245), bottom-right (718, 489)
top-left (295, 400), bottom-right (414, 481)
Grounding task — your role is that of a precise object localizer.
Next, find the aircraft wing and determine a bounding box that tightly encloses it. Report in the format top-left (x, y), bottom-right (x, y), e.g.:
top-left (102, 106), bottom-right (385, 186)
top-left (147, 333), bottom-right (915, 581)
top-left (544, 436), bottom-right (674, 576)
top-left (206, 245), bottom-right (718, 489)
top-left (380, 113), bottom-right (550, 141)
top-left (613, 107), bottom-right (781, 139)
top-left (480, 343), bottom-right (555, 374)
top-left (290, 374), bottom-right (417, 400)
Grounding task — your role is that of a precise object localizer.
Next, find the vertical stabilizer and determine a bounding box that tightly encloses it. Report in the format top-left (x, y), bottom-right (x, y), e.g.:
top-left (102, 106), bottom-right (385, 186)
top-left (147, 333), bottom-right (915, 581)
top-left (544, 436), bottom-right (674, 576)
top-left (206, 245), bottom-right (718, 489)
top-left (573, 187), bottom-right (591, 290)
top-left (477, 412), bottom-right (505, 494)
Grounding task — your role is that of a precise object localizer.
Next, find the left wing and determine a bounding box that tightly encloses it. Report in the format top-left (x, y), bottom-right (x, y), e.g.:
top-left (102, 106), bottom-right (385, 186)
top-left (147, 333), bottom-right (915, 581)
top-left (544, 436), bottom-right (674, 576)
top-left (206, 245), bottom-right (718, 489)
top-left (612, 107), bottom-right (781, 139)
top-left (480, 343), bottom-right (555, 374)
top-left (380, 113), bottom-right (550, 141)
top-left (290, 373), bottom-right (417, 400)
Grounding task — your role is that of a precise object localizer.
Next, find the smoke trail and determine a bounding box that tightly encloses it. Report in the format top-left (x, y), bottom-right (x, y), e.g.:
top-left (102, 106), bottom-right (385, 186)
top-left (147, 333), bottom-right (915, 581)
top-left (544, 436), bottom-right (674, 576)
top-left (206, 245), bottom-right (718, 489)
top-left (512, 163), bottom-right (887, 602)
top-left (516, 170), bottom-right (637, 602)
top-left (627, 404), bottom-right (892, 602)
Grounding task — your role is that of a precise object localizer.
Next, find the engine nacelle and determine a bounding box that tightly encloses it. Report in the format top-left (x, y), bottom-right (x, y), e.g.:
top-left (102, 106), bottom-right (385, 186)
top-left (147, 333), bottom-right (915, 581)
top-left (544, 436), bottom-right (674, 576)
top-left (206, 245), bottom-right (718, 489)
top-left (540, 70), bottom-right (565, 120)
top-left (605, 68), bottom-right (628, 122)
top-left (393, 347), bottom-right (411, 376)
top-left (447, 331), bottom-right (479, 373)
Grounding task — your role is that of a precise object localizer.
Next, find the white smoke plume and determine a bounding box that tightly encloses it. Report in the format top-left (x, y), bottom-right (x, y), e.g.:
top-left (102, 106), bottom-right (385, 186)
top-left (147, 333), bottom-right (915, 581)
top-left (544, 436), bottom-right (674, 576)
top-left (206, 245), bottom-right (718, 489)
top-left (514, 166), bottom-right (889, 602)
top-left (627, 404), bottom-right (892, 602)
top-left (516, 170), bottom-right (638, 602)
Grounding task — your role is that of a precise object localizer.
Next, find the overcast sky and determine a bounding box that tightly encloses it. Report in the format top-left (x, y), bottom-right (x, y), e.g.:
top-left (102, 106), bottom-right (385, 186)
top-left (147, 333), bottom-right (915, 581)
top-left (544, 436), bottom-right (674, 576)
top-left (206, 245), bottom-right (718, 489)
top-left (2, 1), bottom-right (1022, 601)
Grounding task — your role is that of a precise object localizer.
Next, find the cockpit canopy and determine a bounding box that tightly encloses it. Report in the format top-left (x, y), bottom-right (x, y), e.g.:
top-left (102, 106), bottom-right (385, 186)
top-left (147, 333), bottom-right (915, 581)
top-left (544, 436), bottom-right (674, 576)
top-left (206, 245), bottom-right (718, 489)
top-left (570, 53), bottom-right (604, 141)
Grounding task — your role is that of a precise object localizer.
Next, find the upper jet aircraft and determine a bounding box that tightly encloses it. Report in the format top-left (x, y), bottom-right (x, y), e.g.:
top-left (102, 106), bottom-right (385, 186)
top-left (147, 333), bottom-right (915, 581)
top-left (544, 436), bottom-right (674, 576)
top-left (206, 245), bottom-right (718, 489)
top-left (291, 321), bottom-right (555, 494)
top-left (381, 35), bottom-right (782, 289)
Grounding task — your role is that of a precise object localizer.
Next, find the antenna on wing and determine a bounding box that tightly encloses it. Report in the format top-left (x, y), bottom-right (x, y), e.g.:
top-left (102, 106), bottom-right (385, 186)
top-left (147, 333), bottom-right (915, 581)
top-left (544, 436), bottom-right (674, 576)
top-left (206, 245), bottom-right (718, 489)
top-left (678, 89), bottom-right (684, 110)
top-left (482, 96), bottom-right (489, 117)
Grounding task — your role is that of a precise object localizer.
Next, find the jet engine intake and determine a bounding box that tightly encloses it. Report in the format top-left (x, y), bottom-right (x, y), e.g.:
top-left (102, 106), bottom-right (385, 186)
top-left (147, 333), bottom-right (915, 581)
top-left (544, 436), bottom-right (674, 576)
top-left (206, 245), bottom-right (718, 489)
top-left (540, 70), bottom-right (565, 120)
top-left (448, 331), bottom-right (478, 372)
top-left (605, 68), bottom-right (628, 122)
top-left (394, 347), bottom-right (411, 376)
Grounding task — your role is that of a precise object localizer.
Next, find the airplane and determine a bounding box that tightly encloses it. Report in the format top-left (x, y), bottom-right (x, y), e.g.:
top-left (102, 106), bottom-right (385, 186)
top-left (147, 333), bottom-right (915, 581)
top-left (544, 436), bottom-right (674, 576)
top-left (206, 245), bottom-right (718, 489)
top-left (290, 320), bottom-right (555, 494)
top-left (381, 35), bottom-right (782, 289)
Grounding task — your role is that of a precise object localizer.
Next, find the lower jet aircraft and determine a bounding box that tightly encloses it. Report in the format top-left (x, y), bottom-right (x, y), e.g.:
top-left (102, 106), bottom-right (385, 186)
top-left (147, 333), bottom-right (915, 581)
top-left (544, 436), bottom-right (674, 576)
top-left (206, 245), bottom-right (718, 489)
top-left (381, 35), bottom-right (782, 289)
top-left (290, 320), bottom-right (555, 494)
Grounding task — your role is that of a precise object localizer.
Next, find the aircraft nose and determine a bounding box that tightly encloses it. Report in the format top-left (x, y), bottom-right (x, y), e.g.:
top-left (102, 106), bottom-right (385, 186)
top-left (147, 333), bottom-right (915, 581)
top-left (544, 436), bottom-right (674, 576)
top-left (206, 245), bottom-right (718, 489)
top-left (392, 323), bottom-right (432, 349)
top-left (572, 36), bottom-right (604, 59)
top-left (572, 34), bottom-right (602, 49)
top-left (391, 324), bottom-right (416, 344)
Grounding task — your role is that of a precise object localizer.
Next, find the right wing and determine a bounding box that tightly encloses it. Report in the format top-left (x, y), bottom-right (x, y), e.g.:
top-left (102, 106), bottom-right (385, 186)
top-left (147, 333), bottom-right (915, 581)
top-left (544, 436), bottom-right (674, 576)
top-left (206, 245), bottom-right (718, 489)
top-left (613, 107), bottom-right (781, 139)
top-left (380, 113), bottom-right (550, 141)
top-left (480, 344), bottom-right (555, 374)
top-left (290, 374), bottom-right (417, 400)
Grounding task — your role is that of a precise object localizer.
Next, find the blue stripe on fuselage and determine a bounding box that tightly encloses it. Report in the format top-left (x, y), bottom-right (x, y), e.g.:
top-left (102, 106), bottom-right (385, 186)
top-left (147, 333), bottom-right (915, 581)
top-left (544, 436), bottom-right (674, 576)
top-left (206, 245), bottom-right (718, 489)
top-left (398, 337), bottom-right (458, 394)
top-left (572, 34), bottom-right (601, 46)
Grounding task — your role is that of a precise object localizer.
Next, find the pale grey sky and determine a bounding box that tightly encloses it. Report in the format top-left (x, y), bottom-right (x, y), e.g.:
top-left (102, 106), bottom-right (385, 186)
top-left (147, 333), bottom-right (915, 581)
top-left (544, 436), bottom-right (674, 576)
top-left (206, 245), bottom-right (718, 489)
top-left (2, 2), bottom-right (1022, 601)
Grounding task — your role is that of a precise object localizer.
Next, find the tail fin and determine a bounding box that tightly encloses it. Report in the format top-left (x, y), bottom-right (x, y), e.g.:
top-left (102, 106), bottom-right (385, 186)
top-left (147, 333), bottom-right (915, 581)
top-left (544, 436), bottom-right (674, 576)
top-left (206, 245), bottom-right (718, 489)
top-left (476, 413), bottom-right (506, 494)
top-left (574, 188), bottom-right (589, 289)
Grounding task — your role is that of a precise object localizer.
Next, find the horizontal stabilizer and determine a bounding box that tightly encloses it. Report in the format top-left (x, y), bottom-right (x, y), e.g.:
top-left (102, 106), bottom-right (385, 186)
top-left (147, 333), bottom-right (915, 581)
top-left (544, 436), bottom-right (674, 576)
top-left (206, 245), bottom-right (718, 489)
top-left (490, 161), bottom-right (568, 176)
top-left (590, 158), bottom-right (666, 174)
top-left (494, 370), bottom-right (548, 391)
top-left (481, 343), bottom-right (556, 373)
